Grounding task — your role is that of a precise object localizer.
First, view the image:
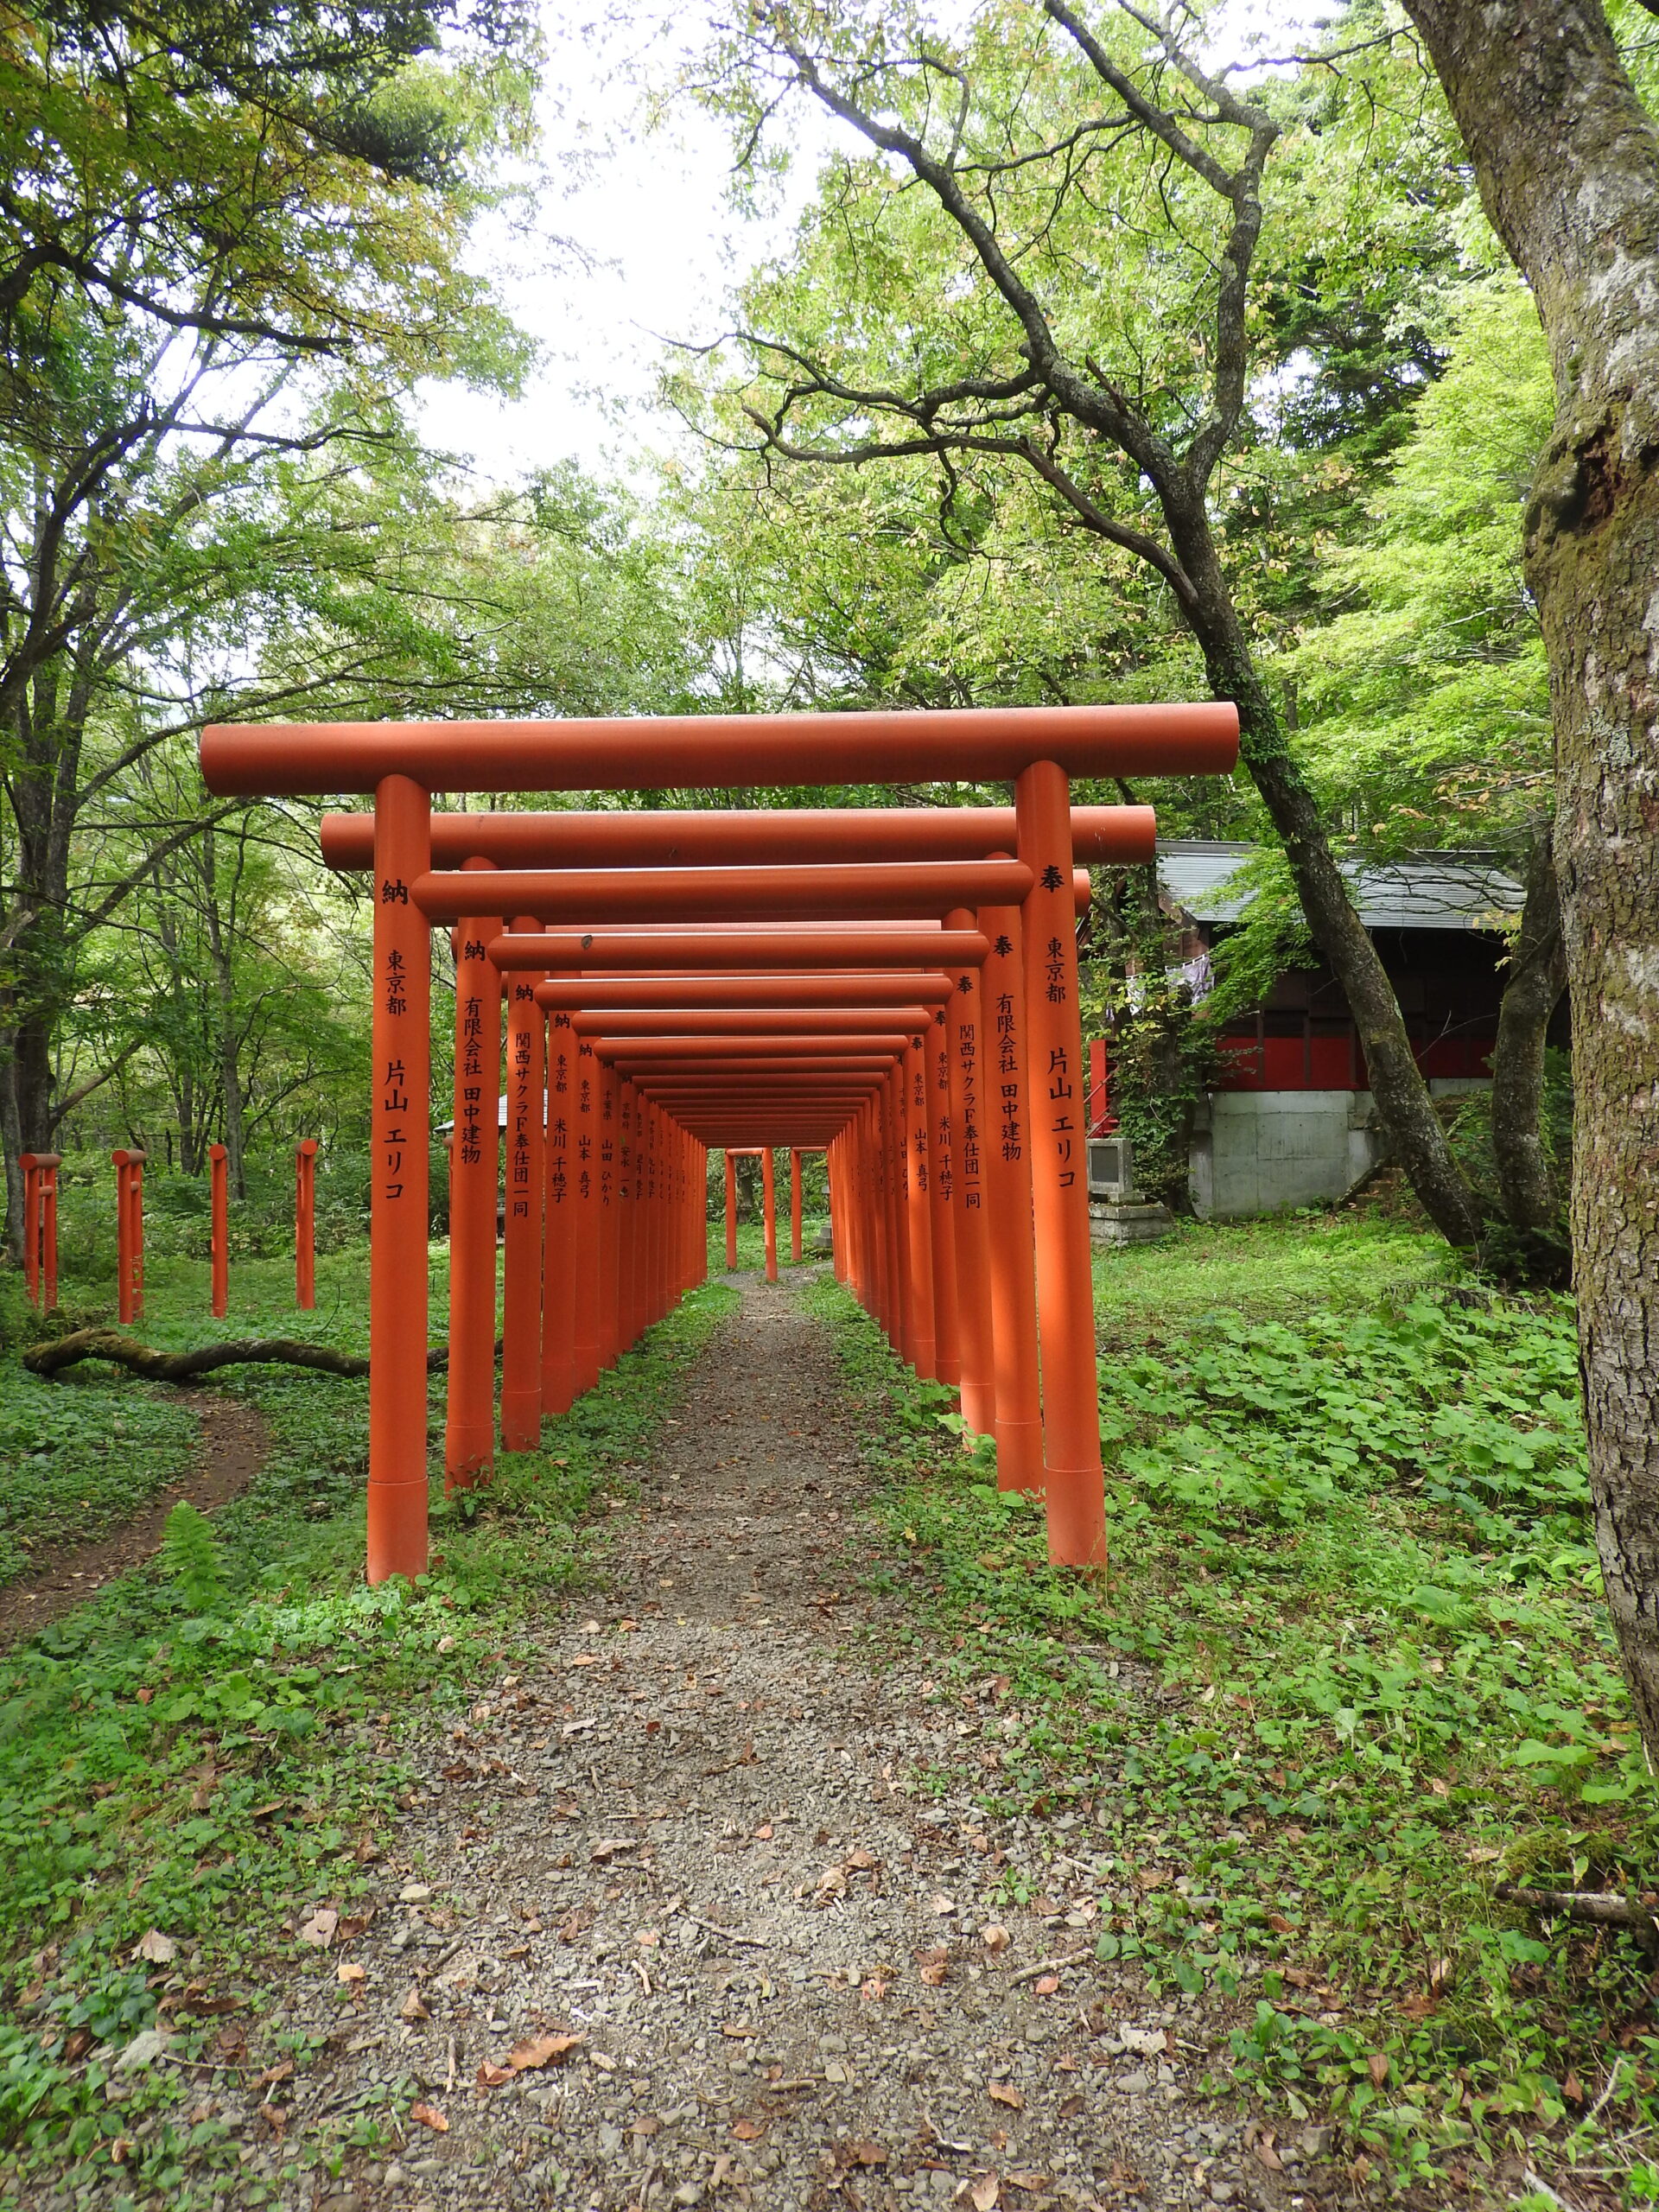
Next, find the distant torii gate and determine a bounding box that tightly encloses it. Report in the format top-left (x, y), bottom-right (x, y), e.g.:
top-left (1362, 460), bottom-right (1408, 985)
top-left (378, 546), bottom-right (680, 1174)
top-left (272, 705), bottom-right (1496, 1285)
top-left (202, 704), bottom-right (1237, 1586)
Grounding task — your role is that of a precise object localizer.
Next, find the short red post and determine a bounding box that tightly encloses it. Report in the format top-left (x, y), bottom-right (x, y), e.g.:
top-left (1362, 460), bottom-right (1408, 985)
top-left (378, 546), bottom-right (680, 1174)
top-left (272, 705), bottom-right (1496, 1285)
top-left (20, 1153), bottom-right (61, 1310)
top-left (296, 1140), bottom-right (318, 1309)
top-left (208, 1142), bottom-right (229, 1319)
top-left (41, 1155), bottom-right (58, 1312)
top-left (724, 1150), bottom-right (738, 1270)
top-left (790, 1148), bottom-right (804, 1262)
top-left (761, 1147), bottom-right (779, 1282)
top-left (111, 1149), bottom-right (147, 1325)
top-left (22, 1154), bottom-right (41, 1307)
top-left (1018, 760), bottom-right (1106, 1568)
top-left (366, 772), bottom-right (431, 1585)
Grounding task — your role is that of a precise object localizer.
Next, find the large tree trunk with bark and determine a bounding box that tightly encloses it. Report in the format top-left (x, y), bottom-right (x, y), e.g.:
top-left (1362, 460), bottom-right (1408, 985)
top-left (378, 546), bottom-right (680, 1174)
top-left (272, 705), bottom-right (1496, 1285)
top-left (1402, 0), bottom-right (1659, 1757)
top-left (1175, 517), bottom-right (1486, 1250)
top-left (1490, 836), bottom-right (1569, 1270)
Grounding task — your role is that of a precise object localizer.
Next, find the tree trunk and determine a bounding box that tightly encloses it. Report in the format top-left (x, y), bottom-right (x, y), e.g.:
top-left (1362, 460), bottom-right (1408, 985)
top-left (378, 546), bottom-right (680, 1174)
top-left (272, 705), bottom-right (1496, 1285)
top-left (201, 823), bottom-right (247, 1198)
top-left (1490, 835), bottom-right (1568, 1266)
top-left (1401, 0), bottom-right (1659, 1758)
top-left (1175, 518), bottom-right (1486, 1250)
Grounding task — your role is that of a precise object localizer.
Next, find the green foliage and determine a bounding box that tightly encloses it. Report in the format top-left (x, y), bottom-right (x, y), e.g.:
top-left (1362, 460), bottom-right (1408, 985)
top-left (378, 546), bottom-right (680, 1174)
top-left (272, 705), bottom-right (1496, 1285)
top-left (1291, 276), bottom-right (1554, 849)
top-left (804, 1217), bottom-right (1652, 2193)
top-left (0, 1365), bottom-right (198, 1585)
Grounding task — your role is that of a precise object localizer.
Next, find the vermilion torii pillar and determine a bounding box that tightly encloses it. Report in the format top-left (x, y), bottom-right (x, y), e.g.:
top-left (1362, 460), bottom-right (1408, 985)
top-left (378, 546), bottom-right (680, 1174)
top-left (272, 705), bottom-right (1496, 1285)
top-left (204, 702), bottom-right (1237, 1580)
top-left (447, 868), bottom-right (501, 1489)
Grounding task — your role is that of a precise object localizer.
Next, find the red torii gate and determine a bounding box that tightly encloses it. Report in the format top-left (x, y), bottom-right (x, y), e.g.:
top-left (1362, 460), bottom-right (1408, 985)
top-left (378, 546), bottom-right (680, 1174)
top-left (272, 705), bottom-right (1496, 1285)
top-left (202, 703), bottom-right (1237, 1585)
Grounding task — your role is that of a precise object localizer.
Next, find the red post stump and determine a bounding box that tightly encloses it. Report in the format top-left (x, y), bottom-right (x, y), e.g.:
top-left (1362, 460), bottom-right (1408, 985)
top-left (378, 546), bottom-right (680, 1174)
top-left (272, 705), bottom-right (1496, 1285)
top-left (111, 1149), bottom-right (147, 1325)
top-left (367, 772), bottom-right (431, 1586)
top-left (20, 1153), bottom-right (61, 1311)
top-left (296, 1140), bottom-right (318, 1309)
top-left (208, 1142), bottom-right (229, 1319)
top-left (1018, 760), bottom-right (1106, 1567)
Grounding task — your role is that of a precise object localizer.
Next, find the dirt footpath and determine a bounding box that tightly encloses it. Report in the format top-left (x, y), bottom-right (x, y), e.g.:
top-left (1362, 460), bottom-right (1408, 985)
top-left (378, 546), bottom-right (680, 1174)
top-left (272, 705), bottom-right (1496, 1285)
top-left (241, 1277), bottom-right (1287, 2212)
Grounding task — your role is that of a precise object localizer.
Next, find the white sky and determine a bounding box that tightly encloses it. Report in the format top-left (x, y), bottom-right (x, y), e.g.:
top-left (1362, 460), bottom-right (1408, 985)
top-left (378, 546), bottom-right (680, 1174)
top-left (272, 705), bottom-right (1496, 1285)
top-left (412, 4), bottom-right (836, 488)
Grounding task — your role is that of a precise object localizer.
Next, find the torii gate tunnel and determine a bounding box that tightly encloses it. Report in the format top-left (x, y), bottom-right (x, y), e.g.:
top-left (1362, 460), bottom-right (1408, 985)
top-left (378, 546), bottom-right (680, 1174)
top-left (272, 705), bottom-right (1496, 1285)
top-left (201, 704), bottom-right (1236, 1582)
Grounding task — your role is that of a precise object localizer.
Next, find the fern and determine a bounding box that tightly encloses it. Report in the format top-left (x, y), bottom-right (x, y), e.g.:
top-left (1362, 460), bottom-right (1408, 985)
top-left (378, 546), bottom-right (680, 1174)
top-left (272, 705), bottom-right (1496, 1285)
top-left (157, 1502), bottom-right (227, 1614)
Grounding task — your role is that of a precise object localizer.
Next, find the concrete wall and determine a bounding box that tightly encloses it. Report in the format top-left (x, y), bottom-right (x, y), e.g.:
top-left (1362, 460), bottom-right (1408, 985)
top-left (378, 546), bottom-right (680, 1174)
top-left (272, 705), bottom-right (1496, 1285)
top-left (1189, 1090), bottom-right (1386, 1219)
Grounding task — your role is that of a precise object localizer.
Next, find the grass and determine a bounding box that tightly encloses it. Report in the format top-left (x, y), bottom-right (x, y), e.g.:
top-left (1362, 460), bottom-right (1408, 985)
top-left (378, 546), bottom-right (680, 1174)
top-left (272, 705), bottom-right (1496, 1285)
top-left (0, 1237), bottom-right (737, 2206)
top-left (810, 1213), bottom-right (1657, 2206)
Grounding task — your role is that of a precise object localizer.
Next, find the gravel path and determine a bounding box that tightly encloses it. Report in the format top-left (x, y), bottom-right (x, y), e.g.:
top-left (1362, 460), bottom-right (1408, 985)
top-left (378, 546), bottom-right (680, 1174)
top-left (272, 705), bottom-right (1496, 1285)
top-left (227, 1277), bottom-right (1313, 2212)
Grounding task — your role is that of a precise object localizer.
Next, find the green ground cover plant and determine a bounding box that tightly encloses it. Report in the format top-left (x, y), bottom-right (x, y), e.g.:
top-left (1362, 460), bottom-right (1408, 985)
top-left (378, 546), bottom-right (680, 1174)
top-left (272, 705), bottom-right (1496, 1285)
top-left (0, 1243), bottom-right (736, 2206)
top-left (810, 1213), bottom-right (1657, 2203)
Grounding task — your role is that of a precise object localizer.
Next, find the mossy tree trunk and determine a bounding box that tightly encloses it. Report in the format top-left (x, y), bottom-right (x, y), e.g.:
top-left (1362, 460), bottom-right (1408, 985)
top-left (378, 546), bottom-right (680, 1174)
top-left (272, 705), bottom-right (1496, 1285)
top-left (1403, 0), bottom-right (1659, 1758)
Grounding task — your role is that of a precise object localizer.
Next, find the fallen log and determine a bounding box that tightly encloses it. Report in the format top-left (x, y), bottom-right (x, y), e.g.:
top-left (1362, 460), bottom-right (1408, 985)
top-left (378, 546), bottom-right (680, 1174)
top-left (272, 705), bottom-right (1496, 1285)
top-left (1495, 1882), bottom-right (1659, 1938)
top-left (23, 1328), bottom-right (454, 1383)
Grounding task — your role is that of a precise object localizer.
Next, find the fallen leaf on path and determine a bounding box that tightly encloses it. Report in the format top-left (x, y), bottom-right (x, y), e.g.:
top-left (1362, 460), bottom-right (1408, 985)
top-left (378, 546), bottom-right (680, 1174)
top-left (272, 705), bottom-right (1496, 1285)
top-left (509, 2033), bottom-right (583, 2071)
top-left (399, 1987), bottom-right (429, 2023)
top-left (918, 1949), bottom-right (950, 1987)
top-left (1004, 2171), bottom-right (1051, 2192)
top-left (843, 2141), bottom-right (888, 2167)
top-left (297, 1907), bottom-right (338, 1948)
top-left (732, 2118), bottom-right (766, 2141)
top-left (255, 2060), bottom-right (294, 2088)
top-left (1367, 2052), bottom-right (1389, 2087)
top-left (1251, 2129), bottom-right (1285, 2172)
top-left (134, 1929), bottom-right (176, 1965)
top-left (476, 2061), bottom-right (513, 2088)
top-left (1057, 2094), bottom-right (1084, 2120)
top-left (968, 2174), bottom-right (1000, 2211)
top-left (1033, 1974), bottom-right (1060, 1996)
top-left (981, 1923), bottom-right (1011, 1954)
top-left (1266, 1913), bottom-right (1293, 1935)
top-left (335, 1962), bottom-right (365, 1985)
top-left (860, 1975), bottom-right (890, 2000)
top-left (410, 2101), bottom-right (448, 2132)
top-left (753, 1822), bottom-right (773, 1840)
top-left (720, 2019), bottom-right (755, 2038)
top-left (988, 2084), bottom-right (1024, 2110)
top-left (930, 1892), bottom-right (957, 1915)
